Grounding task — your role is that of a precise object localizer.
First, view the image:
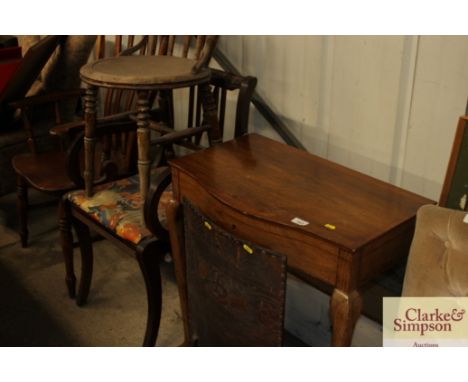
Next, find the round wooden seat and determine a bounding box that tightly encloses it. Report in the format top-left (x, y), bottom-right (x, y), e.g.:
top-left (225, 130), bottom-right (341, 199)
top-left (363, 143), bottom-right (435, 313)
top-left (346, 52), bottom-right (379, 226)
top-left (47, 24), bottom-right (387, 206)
top-left (80, 55), bottom-right (211, 90)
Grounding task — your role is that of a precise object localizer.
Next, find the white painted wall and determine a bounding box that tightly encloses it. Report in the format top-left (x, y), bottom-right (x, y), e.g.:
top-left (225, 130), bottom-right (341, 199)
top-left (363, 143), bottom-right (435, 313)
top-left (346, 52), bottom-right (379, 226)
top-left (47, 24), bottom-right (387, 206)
top-left (216, 35), bottom-right (468, 201)
top-left (215, 36), bottom-right (468, 345)
top-left (101, 36), bottom-right (468, 345)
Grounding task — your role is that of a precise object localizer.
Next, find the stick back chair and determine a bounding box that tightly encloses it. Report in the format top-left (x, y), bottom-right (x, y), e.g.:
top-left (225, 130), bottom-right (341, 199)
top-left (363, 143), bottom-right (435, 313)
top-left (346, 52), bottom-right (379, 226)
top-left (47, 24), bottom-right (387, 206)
top-left (61, 40), bottom-right (257, 346)
top-left (1, 35), bottom-right (66, 197)
top-left (10, 35), bottom-right (97, 247)
top-left (12, 35), bottom-right (173, 248)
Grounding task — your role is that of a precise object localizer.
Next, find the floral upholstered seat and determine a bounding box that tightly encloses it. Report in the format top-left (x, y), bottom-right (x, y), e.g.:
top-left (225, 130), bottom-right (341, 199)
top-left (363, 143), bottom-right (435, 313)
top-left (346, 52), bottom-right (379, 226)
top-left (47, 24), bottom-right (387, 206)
top-left (68, 169), bottom-right (172, 244)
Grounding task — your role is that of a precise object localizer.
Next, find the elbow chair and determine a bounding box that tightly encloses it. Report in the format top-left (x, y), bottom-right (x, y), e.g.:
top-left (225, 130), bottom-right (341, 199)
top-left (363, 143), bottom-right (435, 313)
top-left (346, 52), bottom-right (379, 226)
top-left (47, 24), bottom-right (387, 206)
top-left (1, 35), bottom-right (72, 197)
top-left (11, 35), bottom-right (182, 248)
top-left (60, 42), bottom-right (257, 346)
top-left (11, 36), bottom-right (161, 248)
top-left (9, 35), bottom-right (95, 247)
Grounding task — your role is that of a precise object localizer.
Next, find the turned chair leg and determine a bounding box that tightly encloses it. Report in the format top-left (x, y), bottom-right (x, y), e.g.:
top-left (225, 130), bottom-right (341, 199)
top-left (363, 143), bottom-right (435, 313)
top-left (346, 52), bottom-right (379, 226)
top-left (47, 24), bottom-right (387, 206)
top-left (136, 240), bottom-right (163, 347)
top-left (58, 198), bottom-right (76, 298)
top-left (73, 217), bottom-right (94, 307)
top-left (16, 175), bottom-right (29, 248)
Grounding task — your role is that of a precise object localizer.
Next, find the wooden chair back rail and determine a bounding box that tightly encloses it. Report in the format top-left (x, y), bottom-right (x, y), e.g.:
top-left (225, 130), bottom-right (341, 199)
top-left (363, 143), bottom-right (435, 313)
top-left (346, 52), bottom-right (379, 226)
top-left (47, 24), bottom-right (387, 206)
top-left (142, 70), bottom-right (257, 238)
top-left (191, 36), bottom-right (218, 74)
top-left (92, 35), bottom-right (218, 148)
top-left (98, 36), bottom-right (142, 117)
top-left (218, 87), bottom-right (227, 136)
top-left (96, 36), bottom-right (144, 119)
top-left (187, 86), bottom-right (196, 129)
top-left (79, 34), bottom-right (222, 200)
top-left (94, 36), bottom-right (146, 171)
top-left (95, 35), bottom-right (215, 61)
top-left (19, 109), bottom-right (37, 154)
top-left (184, 69), bottom-right (257, 143)
top-left (145, 35), bottom-right (211, 60)
top-left (195, 86), bottom-right (203, 128)
top-left (66, 121), bottom-right (138, 189)
top-left (18, 90), bottom-right (84, 154)
top-left (233, 74), bottom-right (257, 137)
top-left (168, 36), bottom-right (176, 56)
top-left (149, 65), bottom-right (257, 150)
top-left (95, 35), bottom-right (143, 59)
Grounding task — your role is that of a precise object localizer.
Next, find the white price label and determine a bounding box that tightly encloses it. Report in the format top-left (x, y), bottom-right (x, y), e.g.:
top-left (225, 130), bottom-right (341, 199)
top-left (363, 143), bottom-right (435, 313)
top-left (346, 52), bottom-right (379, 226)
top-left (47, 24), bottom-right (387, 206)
top-left (291, 217), bottom-right (309, 226)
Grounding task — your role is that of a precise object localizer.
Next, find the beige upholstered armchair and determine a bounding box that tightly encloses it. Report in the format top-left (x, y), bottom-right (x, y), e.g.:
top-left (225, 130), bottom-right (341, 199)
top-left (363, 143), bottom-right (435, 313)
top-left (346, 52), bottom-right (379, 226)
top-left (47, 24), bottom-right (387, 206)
top-left (402, 204), bottom-right (468, 297)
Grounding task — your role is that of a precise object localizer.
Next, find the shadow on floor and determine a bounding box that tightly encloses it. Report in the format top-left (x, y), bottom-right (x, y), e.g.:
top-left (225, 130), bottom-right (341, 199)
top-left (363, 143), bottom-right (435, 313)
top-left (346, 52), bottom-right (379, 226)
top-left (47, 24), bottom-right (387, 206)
top-left (0, 260), bottom-right (78, 346)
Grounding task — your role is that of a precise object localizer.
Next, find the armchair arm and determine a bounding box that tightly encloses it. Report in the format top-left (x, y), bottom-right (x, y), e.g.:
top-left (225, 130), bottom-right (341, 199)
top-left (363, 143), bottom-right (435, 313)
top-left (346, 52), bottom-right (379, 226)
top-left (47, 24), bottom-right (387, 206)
top-left (50, 110), bottom-right (137, 137)
top-left (150, 125), bottom-right (211, 146)
top-left (209, 69), bottom-right (257, 137)
top-left (144, 167), bottom-right (172, 240)
top-left (6, 88), bottom-right (86, 154)
top-left (7, 88), bottom-right (85, 109)
top-left (65, 120), bottom-right (138, 188)
top-left (120, 36), bottom-right (149, 56)
top-left (210, 69), bottom-right (250, 90)
top-left (52, 105), bottom-right (164, 137)
top-left (49, 120), bottom-right (86, 137)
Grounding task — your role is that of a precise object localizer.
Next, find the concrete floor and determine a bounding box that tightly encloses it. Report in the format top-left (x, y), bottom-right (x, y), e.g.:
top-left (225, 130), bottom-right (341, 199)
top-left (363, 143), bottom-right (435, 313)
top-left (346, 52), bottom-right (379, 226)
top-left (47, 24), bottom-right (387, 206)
top-left (0, 190), bottom-right (184, 346)
top-left (0, 189), bottom-right (387, 347)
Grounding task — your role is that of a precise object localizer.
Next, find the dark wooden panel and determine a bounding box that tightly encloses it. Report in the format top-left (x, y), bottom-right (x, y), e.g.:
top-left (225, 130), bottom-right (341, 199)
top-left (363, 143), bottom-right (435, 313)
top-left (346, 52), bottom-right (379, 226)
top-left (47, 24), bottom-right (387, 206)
top-left (183, 200), bottom-right (286, 346)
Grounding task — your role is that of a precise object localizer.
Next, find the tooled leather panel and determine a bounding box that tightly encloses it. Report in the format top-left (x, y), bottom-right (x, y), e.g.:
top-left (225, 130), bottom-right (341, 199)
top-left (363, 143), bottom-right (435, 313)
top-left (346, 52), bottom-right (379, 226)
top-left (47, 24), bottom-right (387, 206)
top-left (183, 199), bottom-right (287, 346)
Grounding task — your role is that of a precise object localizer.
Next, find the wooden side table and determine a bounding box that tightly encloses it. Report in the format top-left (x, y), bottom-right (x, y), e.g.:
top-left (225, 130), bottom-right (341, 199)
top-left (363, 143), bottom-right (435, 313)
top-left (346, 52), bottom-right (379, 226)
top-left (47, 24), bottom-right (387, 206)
top-left (168, 134), bottom-right (434, 346)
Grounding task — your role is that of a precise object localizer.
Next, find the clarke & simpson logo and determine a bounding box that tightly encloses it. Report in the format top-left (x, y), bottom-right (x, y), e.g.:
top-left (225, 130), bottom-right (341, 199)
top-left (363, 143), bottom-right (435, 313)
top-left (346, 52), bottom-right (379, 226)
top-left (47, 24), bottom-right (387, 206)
top-left (393, 307), bottom-right (465, 336)
top-left (383, 297), bottom-right (468, 347)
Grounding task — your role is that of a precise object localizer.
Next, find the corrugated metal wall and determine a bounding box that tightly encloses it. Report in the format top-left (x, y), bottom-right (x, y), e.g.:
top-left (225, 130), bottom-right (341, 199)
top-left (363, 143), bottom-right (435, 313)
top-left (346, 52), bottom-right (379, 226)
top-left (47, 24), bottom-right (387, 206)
top-left (217, 36), bottom-right (468, 201)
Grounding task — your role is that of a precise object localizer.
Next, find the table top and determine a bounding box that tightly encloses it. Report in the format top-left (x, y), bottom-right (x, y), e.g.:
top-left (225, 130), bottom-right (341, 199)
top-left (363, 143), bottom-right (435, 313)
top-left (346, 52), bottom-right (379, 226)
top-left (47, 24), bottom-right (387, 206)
top-left (80, 55), bottom-right (210, 89)
top-left (170, 134), bottom-right (434, 252)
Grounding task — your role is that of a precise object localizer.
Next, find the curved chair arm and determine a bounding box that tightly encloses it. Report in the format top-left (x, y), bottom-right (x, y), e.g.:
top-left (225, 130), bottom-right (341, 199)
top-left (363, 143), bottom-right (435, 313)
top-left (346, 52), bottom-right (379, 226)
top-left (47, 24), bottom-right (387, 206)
top-left (191, 36), bottom-right (219, 74)
top-left (209, 69), bottom-right (256, 91)
top-left (150, 125), bottom-right (211, 146)
top-left (51, 103), bottom-right (165, 138)
top-left (144, 167), bottom-right (172, 241)
top-left (65, 120), bottom-right (138, 188)
top-left (6, 88), bottom-right (86, 154)
top-left (234, 75), bottom-right (257, 137)
top-left (50, 110), bottom-right (137, 137)
top-left (49, 119), bottom-right (87, 137)
top-left (209, 70), bottom-right (257, 137)
top-left (7, 88), bottom-right (85, 109)
top-left (120, 36), bottom-right (149, 56)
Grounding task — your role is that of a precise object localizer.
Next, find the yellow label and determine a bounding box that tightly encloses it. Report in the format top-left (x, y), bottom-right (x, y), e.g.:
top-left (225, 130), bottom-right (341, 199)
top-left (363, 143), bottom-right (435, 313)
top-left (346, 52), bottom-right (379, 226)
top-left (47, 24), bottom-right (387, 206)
top-left (324, 223), bottom-right (336, 230)
top-left (242, 244), bottom-right (253, 254)
top-left (204, 221), bottom-right (212, 230)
